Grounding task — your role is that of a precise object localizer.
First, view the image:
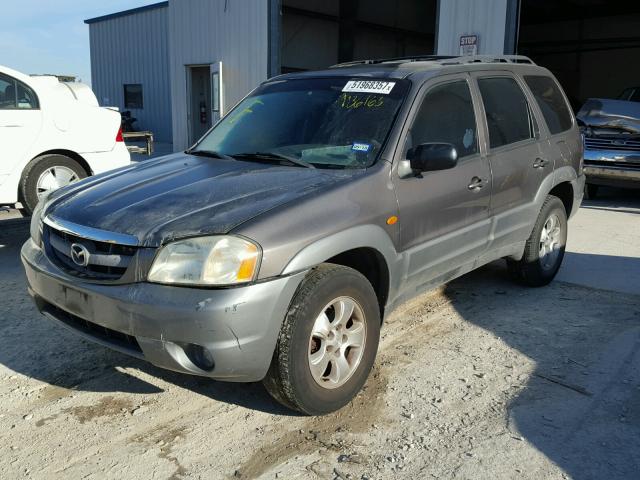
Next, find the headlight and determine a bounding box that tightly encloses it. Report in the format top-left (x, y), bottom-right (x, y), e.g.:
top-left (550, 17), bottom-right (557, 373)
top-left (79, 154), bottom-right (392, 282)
top-left (148, 236), bottom-right (261, 286)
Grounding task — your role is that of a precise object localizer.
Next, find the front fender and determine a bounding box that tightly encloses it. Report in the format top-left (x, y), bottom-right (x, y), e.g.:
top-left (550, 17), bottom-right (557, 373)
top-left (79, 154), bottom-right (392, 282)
top-left (281, 224), bottom-right (402, 299)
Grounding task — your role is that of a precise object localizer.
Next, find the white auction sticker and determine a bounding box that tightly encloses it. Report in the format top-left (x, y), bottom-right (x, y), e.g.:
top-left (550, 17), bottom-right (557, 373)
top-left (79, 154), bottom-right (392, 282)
top-left (342, 80), bottom-right (396, 95)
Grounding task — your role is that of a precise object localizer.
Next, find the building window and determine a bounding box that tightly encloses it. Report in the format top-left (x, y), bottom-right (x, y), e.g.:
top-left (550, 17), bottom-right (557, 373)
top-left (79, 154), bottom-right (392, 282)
top-left (123, 84), bottom-right (143, 109)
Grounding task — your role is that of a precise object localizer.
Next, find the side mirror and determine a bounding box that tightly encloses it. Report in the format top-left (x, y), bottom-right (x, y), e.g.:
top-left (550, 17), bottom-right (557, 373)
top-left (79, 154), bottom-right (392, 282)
top-left (407, 143), bottom-right (458, 173)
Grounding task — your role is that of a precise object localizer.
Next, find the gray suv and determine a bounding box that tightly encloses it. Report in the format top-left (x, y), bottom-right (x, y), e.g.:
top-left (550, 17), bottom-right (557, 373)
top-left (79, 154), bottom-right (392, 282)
top-left (22, 55), bottom-right (584, 415)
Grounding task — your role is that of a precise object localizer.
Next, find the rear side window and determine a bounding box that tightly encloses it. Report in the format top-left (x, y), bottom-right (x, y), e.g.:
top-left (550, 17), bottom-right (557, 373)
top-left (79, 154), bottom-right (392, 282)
top-left (0, 74), bottom-right (13, 109)
top-left (478, 77), bottom-right (533, 149)
top-left (525, 75), bottom-right (573, 134)
top-left (0, 74), bottom-right (39, 110)
top-left (410, 80), bottom-right (478, 158)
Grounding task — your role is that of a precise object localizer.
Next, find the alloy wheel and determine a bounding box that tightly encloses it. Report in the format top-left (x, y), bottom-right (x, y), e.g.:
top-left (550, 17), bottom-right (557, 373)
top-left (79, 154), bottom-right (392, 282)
top-left (308, 296), bottom-right (366, 389)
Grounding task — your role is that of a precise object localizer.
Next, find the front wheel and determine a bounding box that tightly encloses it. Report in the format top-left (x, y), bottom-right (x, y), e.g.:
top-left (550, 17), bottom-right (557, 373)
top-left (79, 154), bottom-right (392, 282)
top-left (507, 195), bottom-right (567, 287)
top-left (19, 154), bottom-right (87, 215)
top-left (263, 264), bottom-right (380, 415)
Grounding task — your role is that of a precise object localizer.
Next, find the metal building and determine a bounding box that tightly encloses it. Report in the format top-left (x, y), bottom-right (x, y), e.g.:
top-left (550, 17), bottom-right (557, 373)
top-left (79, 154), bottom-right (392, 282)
top-left (86, 0), bottom-right (640, 151)
top-left (86, 2), bottom-right (172, 143)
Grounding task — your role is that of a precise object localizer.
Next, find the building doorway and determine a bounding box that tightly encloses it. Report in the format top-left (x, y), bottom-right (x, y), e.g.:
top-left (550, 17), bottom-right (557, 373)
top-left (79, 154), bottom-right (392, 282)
top-left (279, 0), bottom-right (437, 73)
top-left (187, 65), bottom-right (212, 145)
top-left (517, 0), bottom-right (640, 111)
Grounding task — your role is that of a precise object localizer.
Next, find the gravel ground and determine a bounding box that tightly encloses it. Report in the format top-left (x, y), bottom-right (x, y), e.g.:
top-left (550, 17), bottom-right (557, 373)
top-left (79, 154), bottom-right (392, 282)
top-left (1, 191), bottom-right (639, 480)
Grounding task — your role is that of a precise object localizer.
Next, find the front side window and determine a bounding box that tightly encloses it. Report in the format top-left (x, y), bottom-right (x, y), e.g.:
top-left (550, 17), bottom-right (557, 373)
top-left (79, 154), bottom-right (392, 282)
top-left (124, 84), bottom-right (143, 109)
top-left (0, 74), bottom-right (39, 110)
top-left (410, 80), bottom-right (478, 158)
top-left (193, 77), bottom-right (410, 168)
top-left (478, 77), bottom-right (533, 149)
top-left (525, 75), bottom-right (573, 134)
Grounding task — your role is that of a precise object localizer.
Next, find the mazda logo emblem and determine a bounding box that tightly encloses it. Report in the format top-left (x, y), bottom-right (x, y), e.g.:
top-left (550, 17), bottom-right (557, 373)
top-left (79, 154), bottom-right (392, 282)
top-left (70, 243), bottom-right (90, 267)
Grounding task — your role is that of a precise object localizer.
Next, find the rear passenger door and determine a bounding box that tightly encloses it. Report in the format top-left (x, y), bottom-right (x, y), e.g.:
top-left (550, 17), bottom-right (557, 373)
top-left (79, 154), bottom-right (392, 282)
top-left (394, 74), bottom-right (492, 290)
top-left (471, 73), bottom-right (548, 249)
top-left (0, 73), bottom-right (42, 176)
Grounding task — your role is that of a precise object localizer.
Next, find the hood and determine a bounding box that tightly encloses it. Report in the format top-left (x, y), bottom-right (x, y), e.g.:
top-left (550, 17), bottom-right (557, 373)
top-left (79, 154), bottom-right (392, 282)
top-left (577, 98), bottom-right (640, 134)
top-left (46, 153), bottom-right (353, 246)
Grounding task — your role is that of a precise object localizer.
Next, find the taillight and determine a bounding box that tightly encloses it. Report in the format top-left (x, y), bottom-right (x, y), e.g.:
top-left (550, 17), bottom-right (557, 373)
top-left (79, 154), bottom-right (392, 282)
top-left (116, 127), bottom-right (124, 142)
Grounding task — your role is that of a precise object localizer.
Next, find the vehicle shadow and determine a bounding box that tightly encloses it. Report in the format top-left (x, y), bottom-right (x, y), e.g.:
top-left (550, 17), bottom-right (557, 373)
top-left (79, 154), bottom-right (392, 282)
top-left (442, 257), bottom-right (640, 480)
top-left (0, 218), bottom-right (296, 416)
top-left (581, 186), bottom-right (640, 214)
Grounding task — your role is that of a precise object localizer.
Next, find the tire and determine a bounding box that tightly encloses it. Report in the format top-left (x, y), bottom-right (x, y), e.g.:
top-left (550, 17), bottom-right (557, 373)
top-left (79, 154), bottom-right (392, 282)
top-left (507, 195), bottom-right (568, 287)
top-left (263, 264), bottom-right (381, 415)
top-left (584, 183), bottom-right (598, 200)
top-left (19, 154), bottom-right (87, 215)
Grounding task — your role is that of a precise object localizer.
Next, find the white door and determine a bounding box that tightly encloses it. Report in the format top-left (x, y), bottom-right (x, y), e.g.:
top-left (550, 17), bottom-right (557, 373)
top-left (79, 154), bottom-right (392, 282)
top-left (210, 62), bottom-right (224, 124)
top-left (0, 73), bottom-right (43, 176)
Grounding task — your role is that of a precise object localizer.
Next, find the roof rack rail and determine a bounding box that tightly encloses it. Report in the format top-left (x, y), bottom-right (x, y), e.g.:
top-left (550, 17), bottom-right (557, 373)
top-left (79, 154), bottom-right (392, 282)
top-left (330, 55), bottom-right (457, 68)
top-left (330, 54), bottom-right (535, 68)
top-left (441, 55), bottom-right (535, 65)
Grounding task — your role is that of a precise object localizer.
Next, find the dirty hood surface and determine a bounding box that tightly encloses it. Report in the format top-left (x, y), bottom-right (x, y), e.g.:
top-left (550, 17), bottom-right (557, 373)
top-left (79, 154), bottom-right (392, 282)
top-left (46, 153), bottom-right (350, 246)
top-left (577, 98), bottom-right (640, 134)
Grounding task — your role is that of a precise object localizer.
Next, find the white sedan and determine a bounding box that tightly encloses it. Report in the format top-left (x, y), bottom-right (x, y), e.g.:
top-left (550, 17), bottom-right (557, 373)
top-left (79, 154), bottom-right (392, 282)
top-left (0, 65), bottom-right (130, 214)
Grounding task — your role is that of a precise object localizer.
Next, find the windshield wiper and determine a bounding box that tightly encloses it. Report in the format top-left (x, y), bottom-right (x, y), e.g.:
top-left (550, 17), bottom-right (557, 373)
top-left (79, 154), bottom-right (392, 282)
top-left (232, 152), bottom-right (315, 169)
top-left (185, 149), bottom-right (236, 161)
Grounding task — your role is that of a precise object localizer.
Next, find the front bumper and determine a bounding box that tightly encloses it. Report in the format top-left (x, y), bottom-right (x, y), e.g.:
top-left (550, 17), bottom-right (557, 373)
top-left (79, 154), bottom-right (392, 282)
top-left (583, 147), bottom-right (640, 188)
top-left (21, 239), bottom-right (305, 382)
top-left (583, 164), bottom-right (640, 188)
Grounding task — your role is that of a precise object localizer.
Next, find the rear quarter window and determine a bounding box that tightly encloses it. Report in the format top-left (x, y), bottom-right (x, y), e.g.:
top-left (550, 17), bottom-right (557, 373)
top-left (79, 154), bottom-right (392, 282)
top-left (524, 75), bottom-right (573, 134)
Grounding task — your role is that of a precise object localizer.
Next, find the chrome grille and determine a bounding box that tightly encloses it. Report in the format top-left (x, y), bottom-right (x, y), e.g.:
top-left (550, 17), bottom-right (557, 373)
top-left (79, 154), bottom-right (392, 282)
top-left (584, 136), bottom-right (640, 152)
top-left (44, 225), bottom-right (137, 280)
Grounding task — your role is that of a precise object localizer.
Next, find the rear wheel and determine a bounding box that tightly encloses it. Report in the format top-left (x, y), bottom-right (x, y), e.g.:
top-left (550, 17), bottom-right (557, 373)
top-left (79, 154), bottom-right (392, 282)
top-left (19, 154), bottom-right (87, 215)
top-left (507, 195), bottom-right (567, 287)
top-left (263, 264), bottom-right (380, 415)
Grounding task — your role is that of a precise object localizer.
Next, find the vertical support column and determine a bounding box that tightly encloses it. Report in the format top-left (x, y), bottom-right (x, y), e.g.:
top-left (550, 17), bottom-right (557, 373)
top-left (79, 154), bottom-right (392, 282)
top-left (268, 0), bottom-right (281, 77)
top-left (504, 0), bottom-right (521, 54)
top-left (338, 0), bottom-right (359, 64)
top-left (436, 0), bottom-right (512, 56)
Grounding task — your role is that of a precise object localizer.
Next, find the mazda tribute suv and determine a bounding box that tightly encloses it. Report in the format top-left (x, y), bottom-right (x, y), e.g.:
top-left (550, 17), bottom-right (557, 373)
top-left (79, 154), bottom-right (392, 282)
top-left (22, 55), bottom-right (584, 415)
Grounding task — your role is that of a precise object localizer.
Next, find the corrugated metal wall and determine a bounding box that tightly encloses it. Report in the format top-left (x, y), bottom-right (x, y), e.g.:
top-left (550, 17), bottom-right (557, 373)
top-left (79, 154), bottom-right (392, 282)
top-left (168, 0), bottom-right (269, 151)
top-left (436, 0), bottom-right (508, 55)
top-left (88, 6), bottom-right (172, 142)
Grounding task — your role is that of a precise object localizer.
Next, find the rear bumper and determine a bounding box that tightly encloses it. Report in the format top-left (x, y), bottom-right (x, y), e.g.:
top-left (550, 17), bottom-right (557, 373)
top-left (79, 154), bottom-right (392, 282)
top-left (570, 173), bottom-right (585, 218)
top-left (21, 238), bottom-right (306, 382)
top-left (83, 142), bottom-right (131, 175)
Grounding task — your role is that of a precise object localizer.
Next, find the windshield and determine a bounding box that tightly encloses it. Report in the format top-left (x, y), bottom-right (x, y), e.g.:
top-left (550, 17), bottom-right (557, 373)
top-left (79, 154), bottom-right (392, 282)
top-left (192, 77), bottom-right (410, 168)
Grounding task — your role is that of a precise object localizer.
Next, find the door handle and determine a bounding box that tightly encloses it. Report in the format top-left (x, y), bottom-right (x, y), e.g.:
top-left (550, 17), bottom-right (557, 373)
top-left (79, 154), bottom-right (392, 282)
top-left (467, 177), bottom-right (486, 191)
top-left (0, 124), bottom-right (23, 128)
top-left (533, 157), bottom-right (549, 169)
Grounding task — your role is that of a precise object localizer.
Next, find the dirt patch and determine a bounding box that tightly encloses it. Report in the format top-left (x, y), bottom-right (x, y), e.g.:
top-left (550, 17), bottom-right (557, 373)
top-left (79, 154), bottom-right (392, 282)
top-left (36, 395), bottom-right (134, 427)
top-left (131, 425), bottom-right (190, 480)
top-left (235, 366), bottom-right (388, 479)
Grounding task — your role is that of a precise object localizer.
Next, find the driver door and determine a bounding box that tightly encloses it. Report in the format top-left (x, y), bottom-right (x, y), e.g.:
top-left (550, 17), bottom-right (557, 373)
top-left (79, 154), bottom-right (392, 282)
top-left (393, 74), bottom-right (492, 291)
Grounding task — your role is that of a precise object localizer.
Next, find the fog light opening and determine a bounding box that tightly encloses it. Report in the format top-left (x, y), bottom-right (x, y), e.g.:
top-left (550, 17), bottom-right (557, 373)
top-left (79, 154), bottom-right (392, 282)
top-left (184, 343), bottom-right (215, 371)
